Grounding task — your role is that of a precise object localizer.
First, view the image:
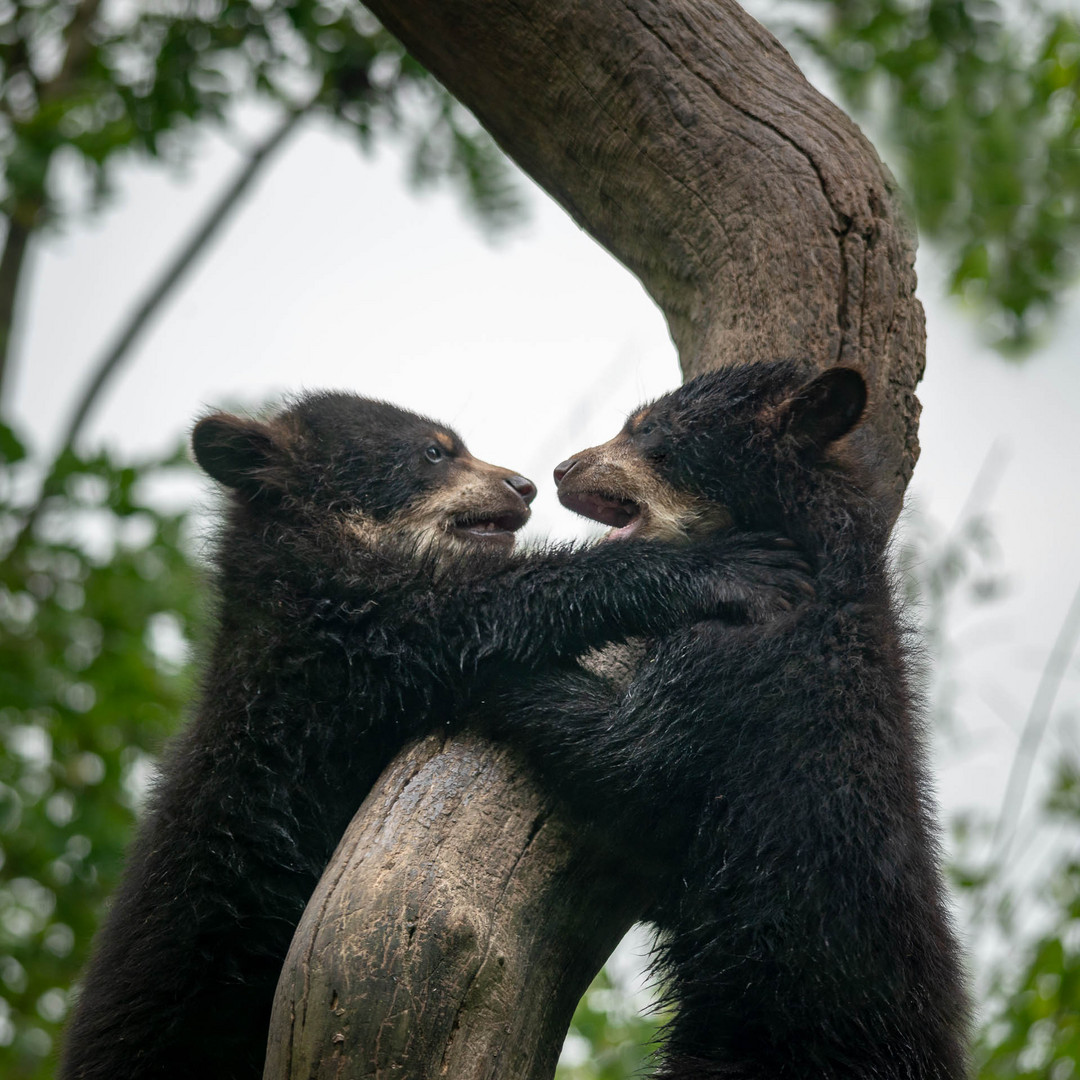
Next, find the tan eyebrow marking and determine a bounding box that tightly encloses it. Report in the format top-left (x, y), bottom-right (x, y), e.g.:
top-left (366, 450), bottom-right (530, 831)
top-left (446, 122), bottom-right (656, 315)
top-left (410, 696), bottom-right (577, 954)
top-left (628, 409), bottom-right (649, 432)
top-left (435, 432), bottom-right (454, 451)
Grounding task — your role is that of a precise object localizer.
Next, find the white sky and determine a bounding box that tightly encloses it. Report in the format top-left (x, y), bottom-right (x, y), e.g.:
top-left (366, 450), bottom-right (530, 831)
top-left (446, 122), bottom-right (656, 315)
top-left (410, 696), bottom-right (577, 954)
top-left (8, 100), bottom-right (1080, 898)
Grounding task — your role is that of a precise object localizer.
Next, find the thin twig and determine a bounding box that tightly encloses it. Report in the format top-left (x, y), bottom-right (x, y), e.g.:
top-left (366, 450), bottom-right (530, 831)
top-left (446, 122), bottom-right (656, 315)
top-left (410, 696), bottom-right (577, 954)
top-left (55, 106), bottom-right (309, 455)
top-left (13, 103), bottom-right (312, 547)
top-left (990, 578), bottom-right (1080, 864)
top-left (946, 439), bottom-right (1009, 541)
top-left (0, 0), bottom-right (105, 400)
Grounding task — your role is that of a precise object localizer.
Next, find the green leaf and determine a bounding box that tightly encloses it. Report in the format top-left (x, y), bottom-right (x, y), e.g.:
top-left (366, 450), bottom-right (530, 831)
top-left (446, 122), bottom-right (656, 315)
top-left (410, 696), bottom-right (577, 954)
top-left (0, 423), bottom-right (27, 465)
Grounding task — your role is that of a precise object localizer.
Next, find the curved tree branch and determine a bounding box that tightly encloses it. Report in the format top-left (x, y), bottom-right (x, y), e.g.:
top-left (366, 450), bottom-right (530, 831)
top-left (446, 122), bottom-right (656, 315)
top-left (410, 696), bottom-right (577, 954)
top-left (266, 2), bottom-right (926, 1076)
top-left (368, 0), bottom-right (923, 505)
top-left (265, 735), bottom-right (650, 1080)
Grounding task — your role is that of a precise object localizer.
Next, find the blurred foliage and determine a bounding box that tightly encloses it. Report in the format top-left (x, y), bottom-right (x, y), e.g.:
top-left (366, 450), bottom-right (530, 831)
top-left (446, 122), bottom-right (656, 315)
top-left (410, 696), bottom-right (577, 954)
top-left (793, 0), bottom-right (1080, 350)
top-left (558, 964), bottom-right (668, 1080)
top-left (0, 423), bottom-right (202, 1079)
top-left (0, 0), bottom-right (523, 237)
top-left (904, 502), bottom-right (1079, 1075)
top-left (953, 757), bottom-right (1080, 1080)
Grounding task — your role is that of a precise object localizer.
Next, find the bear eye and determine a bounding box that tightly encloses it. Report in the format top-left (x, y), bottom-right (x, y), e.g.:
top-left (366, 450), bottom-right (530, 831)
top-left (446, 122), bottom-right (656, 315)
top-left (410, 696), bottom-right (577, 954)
top-left (425, 445), bottom-right (444, 464)
top-left (638, 420), bottom-right (656, 437)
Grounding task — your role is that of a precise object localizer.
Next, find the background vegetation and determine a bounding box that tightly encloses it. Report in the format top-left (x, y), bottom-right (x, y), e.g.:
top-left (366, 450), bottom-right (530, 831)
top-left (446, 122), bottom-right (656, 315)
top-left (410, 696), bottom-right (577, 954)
top-left (1, 1), bottom-right (1077, 1077)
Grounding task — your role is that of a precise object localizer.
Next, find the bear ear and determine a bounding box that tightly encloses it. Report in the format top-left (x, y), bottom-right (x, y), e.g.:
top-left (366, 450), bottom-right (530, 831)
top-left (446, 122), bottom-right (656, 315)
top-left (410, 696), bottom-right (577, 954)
top-left (778, 367), bottom-right (867, 451)
top-left (191, 413), bottom-right (283, 492)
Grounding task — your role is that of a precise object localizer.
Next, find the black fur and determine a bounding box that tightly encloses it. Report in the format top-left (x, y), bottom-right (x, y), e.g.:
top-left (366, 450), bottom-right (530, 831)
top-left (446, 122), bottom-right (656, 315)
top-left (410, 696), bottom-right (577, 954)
top-left (480, 362), bottom-right (970, 1079)
top-left (61, 390), bottom-right (810, 1080)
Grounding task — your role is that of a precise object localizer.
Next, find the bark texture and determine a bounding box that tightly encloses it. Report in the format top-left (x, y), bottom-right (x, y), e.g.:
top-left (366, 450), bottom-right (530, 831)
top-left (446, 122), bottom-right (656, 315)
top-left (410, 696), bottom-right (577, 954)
top-left (265, 735), bottom-right (649, 1080)
top-left (370, 0), bottom-right (924, 506)
top-left (266, 2), bottom-right (926, 1077)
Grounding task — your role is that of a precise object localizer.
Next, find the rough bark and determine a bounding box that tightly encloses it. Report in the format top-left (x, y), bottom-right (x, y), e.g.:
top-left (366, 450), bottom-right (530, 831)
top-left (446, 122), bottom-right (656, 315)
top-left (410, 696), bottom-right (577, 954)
top-left (265, 735), bottom-right (650, 1080)
top-left (266, 1), bottom-right (926, 1077)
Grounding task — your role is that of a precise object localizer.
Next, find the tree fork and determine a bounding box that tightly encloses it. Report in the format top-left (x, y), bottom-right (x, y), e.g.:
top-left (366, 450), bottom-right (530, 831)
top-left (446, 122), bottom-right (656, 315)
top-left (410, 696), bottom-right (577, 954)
top-left (265, 2), bottom-right (926, 1076)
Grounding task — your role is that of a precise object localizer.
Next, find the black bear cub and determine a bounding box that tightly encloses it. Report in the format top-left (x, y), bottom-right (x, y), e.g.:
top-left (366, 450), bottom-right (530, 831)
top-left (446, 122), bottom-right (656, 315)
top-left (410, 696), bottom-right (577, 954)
top-left (61, 390), bottom-right (811, 1080)
top-left (486, 361), bottom-right (970, 1080)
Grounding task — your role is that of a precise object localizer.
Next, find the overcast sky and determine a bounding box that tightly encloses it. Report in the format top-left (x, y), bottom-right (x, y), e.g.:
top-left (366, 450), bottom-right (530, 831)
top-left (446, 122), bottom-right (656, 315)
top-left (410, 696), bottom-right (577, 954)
top-left (8, 102), bottom-right (1080, 885)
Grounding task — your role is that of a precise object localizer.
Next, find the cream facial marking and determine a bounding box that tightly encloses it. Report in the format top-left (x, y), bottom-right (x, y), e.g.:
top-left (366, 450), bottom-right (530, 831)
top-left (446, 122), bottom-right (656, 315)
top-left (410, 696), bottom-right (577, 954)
top-left (345, 452), bottom-right (533, 562)
top-left (556, 431), bottom-right (731, 543)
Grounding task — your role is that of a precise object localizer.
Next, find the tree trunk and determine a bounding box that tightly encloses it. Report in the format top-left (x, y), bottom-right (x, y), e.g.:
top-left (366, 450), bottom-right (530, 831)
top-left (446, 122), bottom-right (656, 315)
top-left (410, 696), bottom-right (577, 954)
top-left (264, 735), bottom-right (652, 1080)
top-left (265, 1), bottom-right (926, 1076)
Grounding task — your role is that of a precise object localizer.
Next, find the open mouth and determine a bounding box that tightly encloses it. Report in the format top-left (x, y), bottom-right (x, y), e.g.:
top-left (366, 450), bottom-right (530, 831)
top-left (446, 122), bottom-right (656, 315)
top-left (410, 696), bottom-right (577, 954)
top-left (558, 490), bottom-right (642, 540)
top-left (450, 509), bottom-right (529, 547)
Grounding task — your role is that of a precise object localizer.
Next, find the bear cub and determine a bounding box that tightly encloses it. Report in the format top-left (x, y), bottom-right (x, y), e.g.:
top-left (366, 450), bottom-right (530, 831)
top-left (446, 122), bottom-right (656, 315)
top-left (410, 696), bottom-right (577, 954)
top-left (484, 361), bottom-right (970, 1080)
top-left (61, 390), bottom-right (811, 1080)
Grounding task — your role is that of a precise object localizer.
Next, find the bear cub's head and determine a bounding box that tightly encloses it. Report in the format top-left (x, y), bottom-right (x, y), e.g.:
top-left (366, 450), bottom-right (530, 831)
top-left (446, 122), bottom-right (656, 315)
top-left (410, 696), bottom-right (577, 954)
top-left (555, 360), bottom-right (869, 544)
top-left (192, 391), bottom-right (536, 556)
